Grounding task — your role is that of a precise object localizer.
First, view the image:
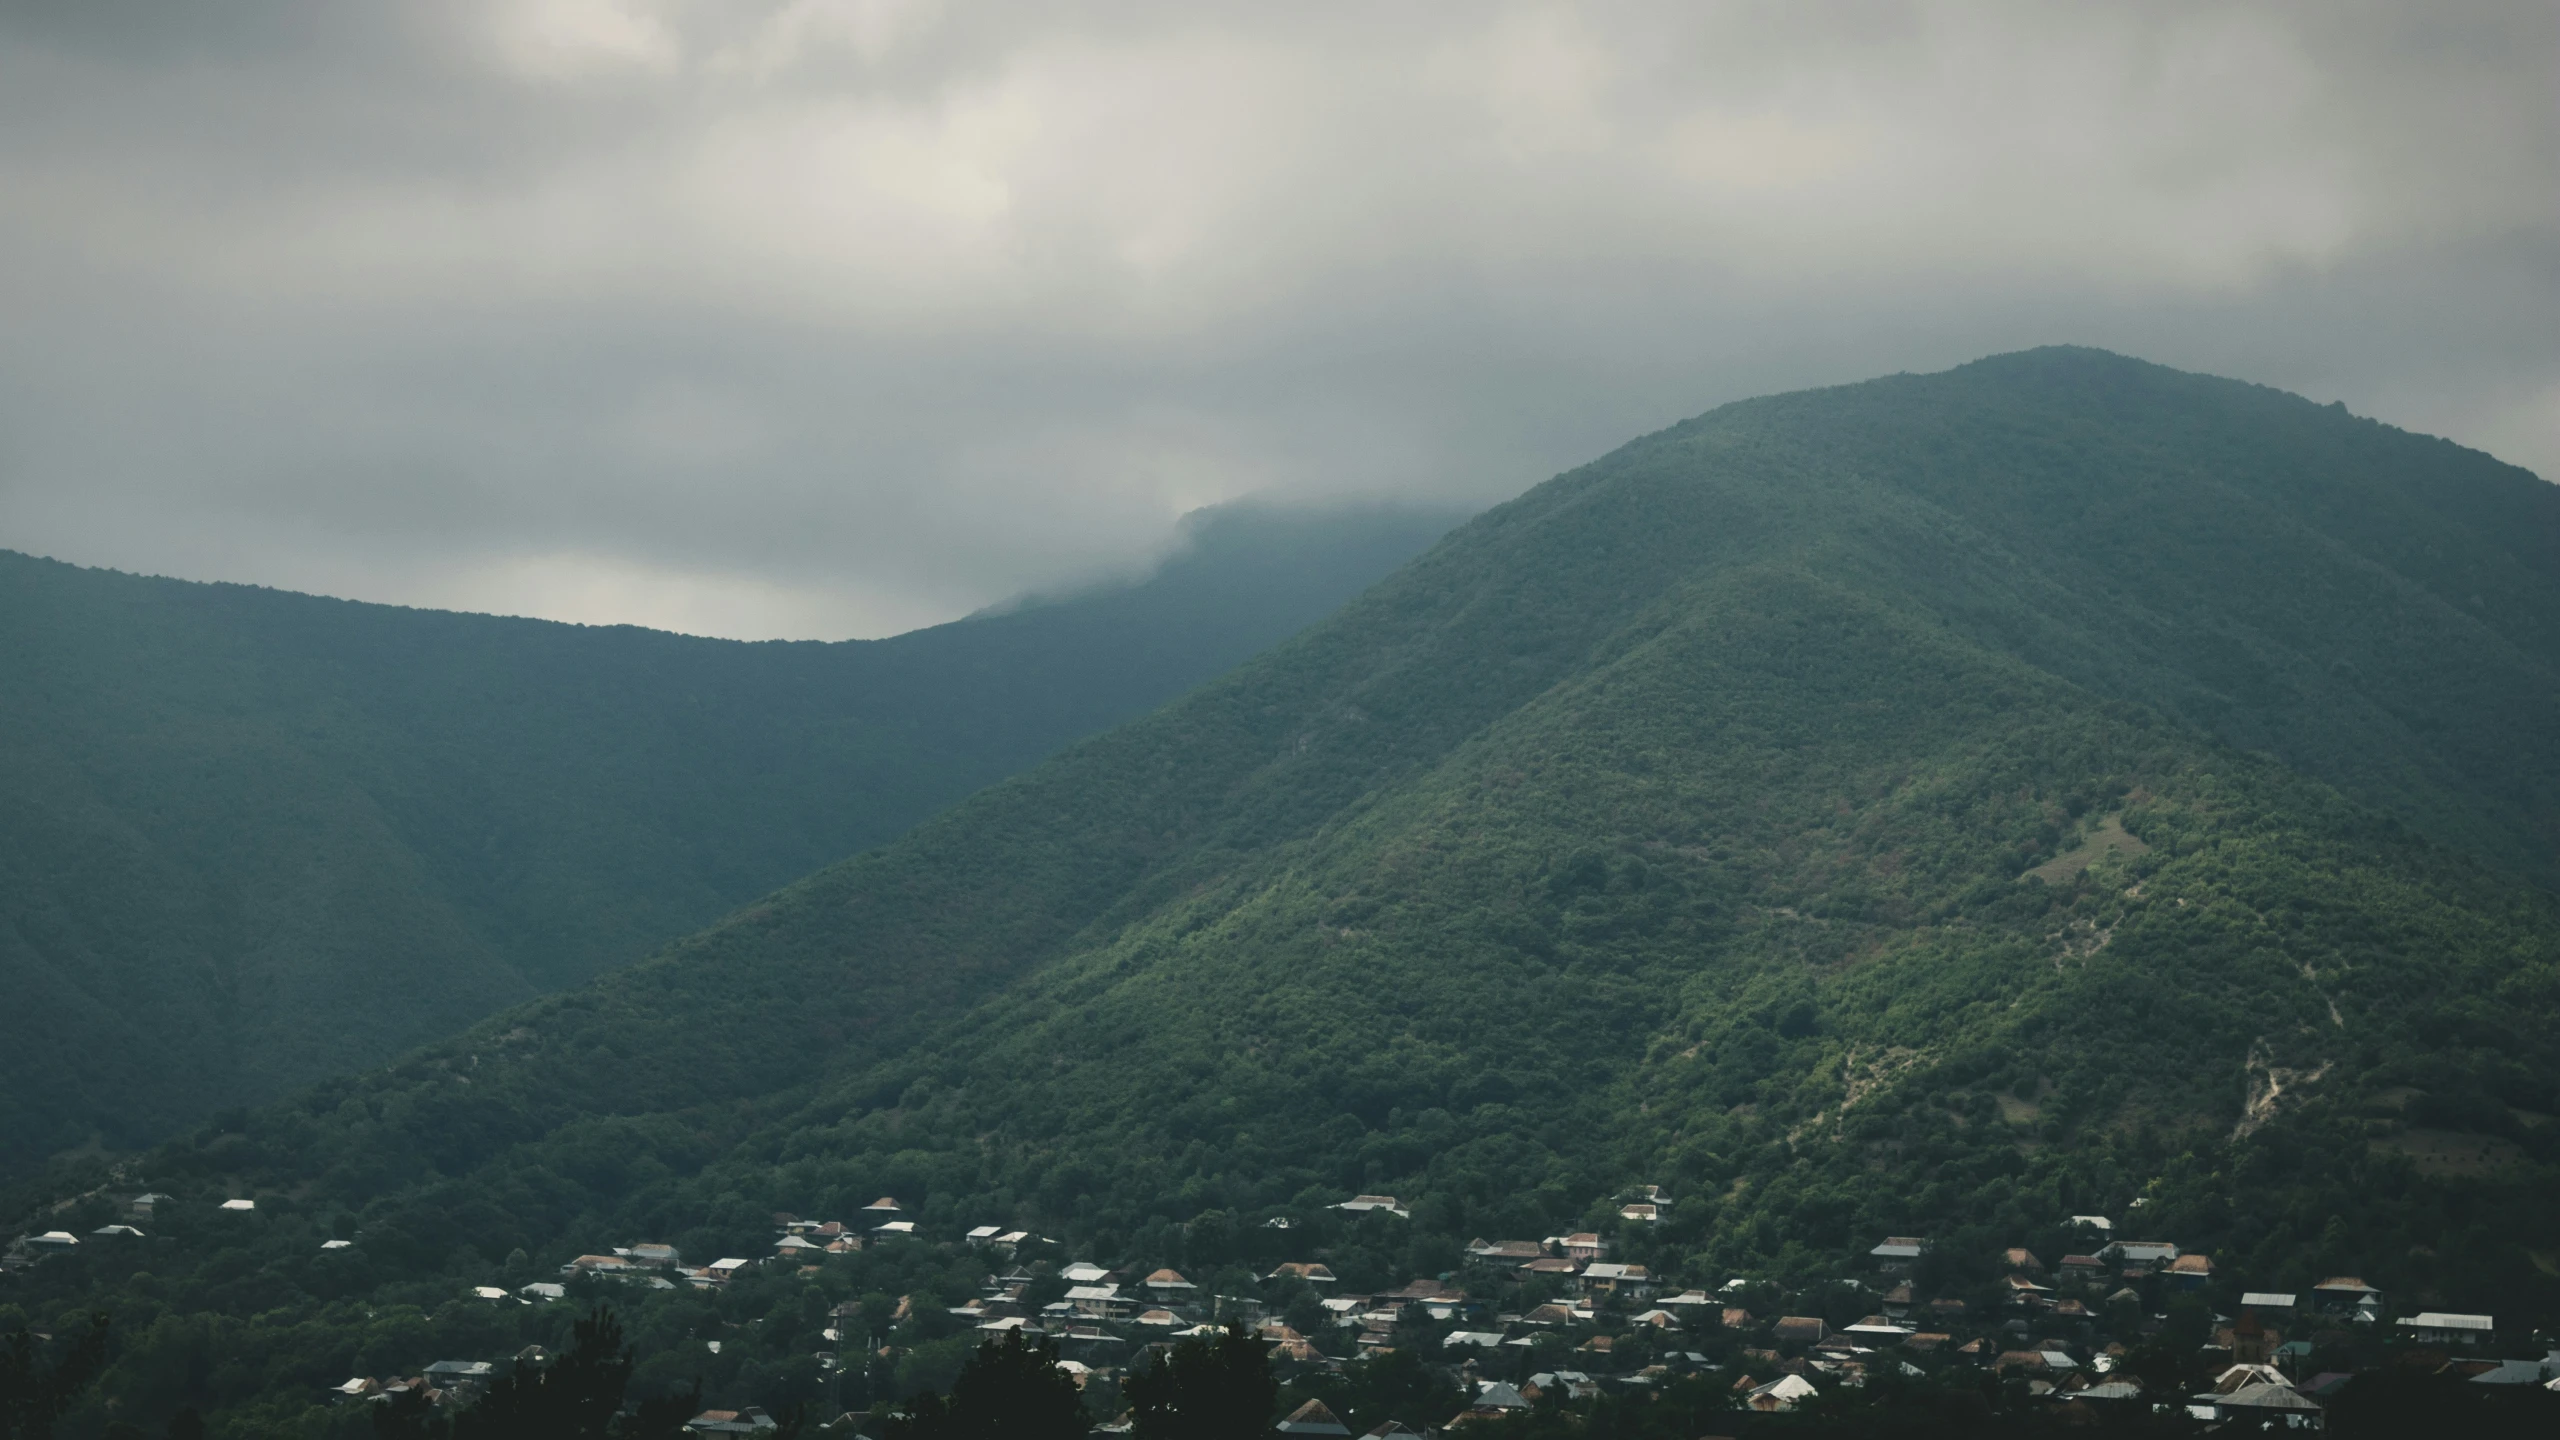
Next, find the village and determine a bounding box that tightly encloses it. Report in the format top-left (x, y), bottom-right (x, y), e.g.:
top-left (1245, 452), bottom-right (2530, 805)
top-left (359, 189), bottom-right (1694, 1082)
top-left (120, 1184), bottom-right (2539, 1435)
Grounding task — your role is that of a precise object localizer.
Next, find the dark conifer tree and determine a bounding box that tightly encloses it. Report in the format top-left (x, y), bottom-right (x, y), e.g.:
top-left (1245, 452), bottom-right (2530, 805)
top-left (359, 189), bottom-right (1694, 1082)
top-left (883, 1331), bottom-right (1085, 1440)
top-left (1126, 1323), bottom-right (1276, 1440)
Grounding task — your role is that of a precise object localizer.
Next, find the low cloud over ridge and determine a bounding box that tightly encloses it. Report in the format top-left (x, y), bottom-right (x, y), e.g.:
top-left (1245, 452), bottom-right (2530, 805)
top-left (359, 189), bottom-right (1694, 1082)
top-left (1, 0), bottom-right (2552, 638)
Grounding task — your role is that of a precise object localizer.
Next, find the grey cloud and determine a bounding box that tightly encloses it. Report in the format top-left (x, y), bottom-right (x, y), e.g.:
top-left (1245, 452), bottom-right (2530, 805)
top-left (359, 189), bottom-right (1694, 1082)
top-left (0, 0), bottom-right (2552, 638)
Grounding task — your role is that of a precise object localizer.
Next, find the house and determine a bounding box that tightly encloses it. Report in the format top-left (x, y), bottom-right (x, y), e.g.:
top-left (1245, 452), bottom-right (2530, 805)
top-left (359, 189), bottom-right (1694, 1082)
top-left (1869, 1237), bottom-right (1926, 1271)
top-left (1629, 1309), bottom-right (1680, 1329)
top-left (2003, 1248), bottom-right (2045, 1275)
top-left (1067, 1285), bottom-right (1125, 1318)
top-left (2212, 1381), bottom-right (2323, 1425)
top-left (2241, 1292), bottom-right (2298, 1316)
top-left (2108, 1240), bottom-right (2178, 1273)
top-left (321, 1239), bottom-right (352, 1250)
top-left (219, 1199), bottom-right (255, 1212)
top-left (2004, 1274), bottom-right (2053, 1304)
top-left (91, 1225), bottom-right (143, 1239)
top-left (2400, 1312), bottom-right (2494, 1345)
top-left (2165, 1254), bottom-right (2213, 1290)
top-left (860, 1197), bottom-right (903, 1213)
top-left (1062, 1262), bottom-right (1114, 1284)
top-left (966, 1225), bottom-right (1003, 1243)
top-left (1443, 1331), bottom-right (1507, 1349)
top-left (2069, 1214), bottom-right (2114, 1235)
top-left (706, 1258), bottom-right (754, 1282)
top-left (1335, 1195), bottom-right (1409, 1217)
top-left (424, 1360), bottom-right (496, 1384)
top-left (825, 1237), bottom-right (863, 1255)
top-left (1465, 1238), bottom-right (1544, 1262)
top-left (23, 1232), bottom-right (78, 1251)
top-left (1359, 1425), bottom-right (1426, 1440)
top-left (872, 1220), bottom-right (916, 1236)
top-left (1275, 1399), bottom-right (1352, 1436)
top-left (1560, 1233), bottom-right (1608, 1260)
top-left (2310, 1277), bottom-right (2381, 1312)
top-left (1520, 1303), bottom-right (1577, 1327)
top-left (1143, 1268), bottom-right (1197, 1293)
top-left (685, 1409), bottom-right (778, 1435)
top-left (1746, 1375), bottom-right (1817, 1412)
top-left (1581, 1262), bottom-right (1651, 1297)
top-left (1660, 1289), bottom-right (1715, 1309)
top-left (1470, 1381), bottom-right (1528, 1411)
top-left (1521, 1257), bottom-right (1582, 1278)
top-left (627, 1243), bottom-right (681, 1267)
top-left (1268, 1262), bottom-right (1338, 1284)
top-left (521, 1283), bottom-right (566, 1302)
top-left (2057, 1254), bottom-right (2106, 1281)
top-left (1773, 1316), bottom-right (1827, 1345)
top-left (1619, 1203), bottom-right (1660, 1223)
top-left (775, 1235), bottom-right (823, 1257)
top-left (1879, 1282), bottom-right (1915, 1317)
top-left (1841, 1317), bottom-right (1914, 1341)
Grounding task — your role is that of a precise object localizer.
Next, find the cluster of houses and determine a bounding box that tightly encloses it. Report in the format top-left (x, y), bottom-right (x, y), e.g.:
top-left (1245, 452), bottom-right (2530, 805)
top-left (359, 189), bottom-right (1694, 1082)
top-left (1, 1192), bottom-right (265, 1274)
top-left (26, 1187), bottom-right (2556, 1432)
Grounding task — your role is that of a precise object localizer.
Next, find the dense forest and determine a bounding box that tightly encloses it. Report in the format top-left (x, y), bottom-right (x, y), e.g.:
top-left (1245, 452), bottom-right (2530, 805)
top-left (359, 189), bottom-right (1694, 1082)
top-left (6, 348), bottom-right (2557, 1433)
top-left (0, 502), bottom-right (1461, 1172)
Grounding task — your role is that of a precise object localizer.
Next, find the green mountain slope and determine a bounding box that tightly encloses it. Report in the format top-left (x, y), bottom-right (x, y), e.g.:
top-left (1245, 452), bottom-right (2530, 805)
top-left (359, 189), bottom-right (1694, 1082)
top-left (11, 348), bottom-right (2559, 1426)
top-left (0, 502), bottom-right (1461, 1170)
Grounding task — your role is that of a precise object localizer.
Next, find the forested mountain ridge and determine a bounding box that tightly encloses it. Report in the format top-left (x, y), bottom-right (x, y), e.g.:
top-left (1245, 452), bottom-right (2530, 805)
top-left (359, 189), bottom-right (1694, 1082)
top-left (0, 502), bottom-right (1461, 1171)
top-left (11, 348), bottom-right (2560, 1427)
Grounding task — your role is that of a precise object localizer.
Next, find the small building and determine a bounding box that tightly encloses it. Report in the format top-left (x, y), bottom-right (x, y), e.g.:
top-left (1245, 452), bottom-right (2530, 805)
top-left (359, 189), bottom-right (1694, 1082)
top-left (2165, 1254), bottom-right (2213, 1290)
top-left (1773, 1316), bottom-right (1828, 1345)
top-left (1269, 1262), bottom-right (1338, 1283)
top-left (1275, 1399), bottom-right (1352, 1436)
top-left (2399, 1312), bottom-right (2494, 1345)
top-left (1618, 1203), bottom-right (1660, 1223)
top-left (219, 1199), bottom-right (256, 1212)
top-left (23, 1232), bottom-right (78, 1251)
top-left (1335, 1195), bottom-right (1408, 1216)
top-left (1581, 1262), bottom-right (1651, 1297)
top-left (2058, 1254), bottom-right (2107, 1281)
top-left (860, 1197), bottom-right (903, 1213)
top-left (1560, 1233), bottom-right (1608, 1260)
top-left (2003, 1248), bottom-right (2045, 1275)
top-left (2109, 1240), bottom-right (2178, 1273)
top-left (684, 1408), bottom-right (778, 1435)
top-left (2310, 1277), bottom-right (2380, 1312)
top-left (1869, 1237), bottom-right (1927, 1271)
top-left (1143, 1268), bottom-right (1197, 1293)
top-left (706, 1257), bottom-right (754, 1281)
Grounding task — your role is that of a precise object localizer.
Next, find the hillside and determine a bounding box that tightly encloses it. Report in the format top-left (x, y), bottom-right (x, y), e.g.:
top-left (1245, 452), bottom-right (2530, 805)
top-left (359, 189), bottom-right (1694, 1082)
top-left (9, 348), bottom-right (2560, 1430)
top-left (0, 501), bottom-right (1461, 1171)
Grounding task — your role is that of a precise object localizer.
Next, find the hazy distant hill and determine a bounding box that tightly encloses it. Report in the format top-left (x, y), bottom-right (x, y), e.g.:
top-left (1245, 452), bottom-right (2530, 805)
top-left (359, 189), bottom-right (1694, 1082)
top-left (14, 350), bottom-right (2560, 1423)
top-left (0, 501), bottom-right (1462, 1169)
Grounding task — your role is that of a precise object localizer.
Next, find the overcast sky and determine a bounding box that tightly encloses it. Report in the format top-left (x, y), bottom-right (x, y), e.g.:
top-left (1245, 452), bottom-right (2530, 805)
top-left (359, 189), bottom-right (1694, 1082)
top-left (0, 1), bottom-right (2552, 640)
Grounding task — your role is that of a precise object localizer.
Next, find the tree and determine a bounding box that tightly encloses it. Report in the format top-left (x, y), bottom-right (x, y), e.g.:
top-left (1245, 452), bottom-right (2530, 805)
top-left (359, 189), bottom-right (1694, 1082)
top-left (375, 1307), bottom-right (697, 1440)
top-left (0, 1312), bottom-right (110, 1440)
top-left (1127, 1323), bottom-right (1276, 1440)
top-left (882, 1332), bottom-right (1085, 1440)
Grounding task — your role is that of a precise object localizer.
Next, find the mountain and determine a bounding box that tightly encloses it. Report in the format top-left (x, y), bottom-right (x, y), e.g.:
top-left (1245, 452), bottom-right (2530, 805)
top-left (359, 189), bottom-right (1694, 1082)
top-left (0, 501), bottom-right (1463, 1171)
top-left (11, 348), bottom-right (2559, 1428)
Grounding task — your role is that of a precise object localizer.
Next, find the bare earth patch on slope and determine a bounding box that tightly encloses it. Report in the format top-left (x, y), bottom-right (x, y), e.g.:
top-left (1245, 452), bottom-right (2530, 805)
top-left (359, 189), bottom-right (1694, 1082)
top-left (2026, 813), bottom-right (2150, 884)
